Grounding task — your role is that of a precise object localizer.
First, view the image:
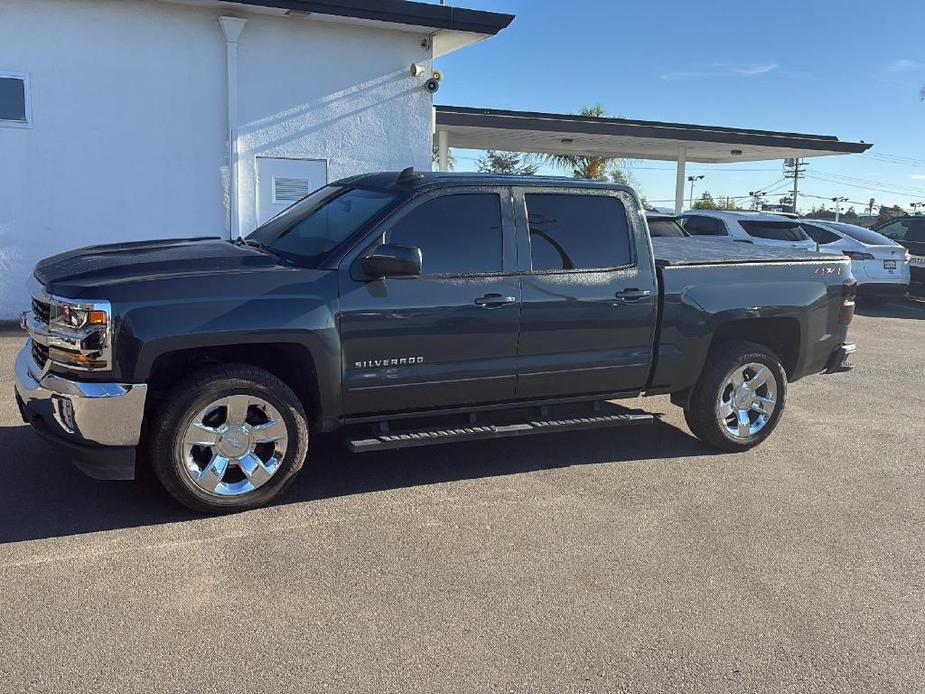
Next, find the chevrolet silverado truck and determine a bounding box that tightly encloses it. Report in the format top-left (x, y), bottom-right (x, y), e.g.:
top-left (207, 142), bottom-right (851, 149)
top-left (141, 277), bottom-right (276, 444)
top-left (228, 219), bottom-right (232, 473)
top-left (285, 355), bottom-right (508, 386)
top-left (14, 170), bottom-right (858, 513)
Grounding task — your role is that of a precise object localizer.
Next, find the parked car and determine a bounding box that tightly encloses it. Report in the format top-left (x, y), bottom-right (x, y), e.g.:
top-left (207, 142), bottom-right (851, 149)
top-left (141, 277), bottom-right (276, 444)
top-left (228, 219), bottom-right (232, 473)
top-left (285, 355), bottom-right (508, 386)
top-left (871, 216), bottom-right (925, 295)
top-left (676, 211), bottom-right (817, 251)
top-left (799, 219), bottom-right (910, 303)
top-left (645, 212), bottom-right (688, 237)
top-left (14, 171), bottom-right (858, 513)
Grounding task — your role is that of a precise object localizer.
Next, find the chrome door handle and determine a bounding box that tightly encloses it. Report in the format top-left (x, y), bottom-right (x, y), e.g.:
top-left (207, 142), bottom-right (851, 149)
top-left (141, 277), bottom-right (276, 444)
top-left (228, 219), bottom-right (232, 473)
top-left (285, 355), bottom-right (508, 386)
top-left (474, 293), bottom-right (516, 307)
top-left (614, 288), bottom-right (652, 303)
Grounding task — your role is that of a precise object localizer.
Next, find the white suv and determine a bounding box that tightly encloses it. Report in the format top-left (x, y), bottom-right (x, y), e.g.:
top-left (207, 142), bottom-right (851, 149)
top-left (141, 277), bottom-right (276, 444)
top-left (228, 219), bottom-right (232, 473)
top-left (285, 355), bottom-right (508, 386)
top-left (676, 211), bottom-right (817, 251)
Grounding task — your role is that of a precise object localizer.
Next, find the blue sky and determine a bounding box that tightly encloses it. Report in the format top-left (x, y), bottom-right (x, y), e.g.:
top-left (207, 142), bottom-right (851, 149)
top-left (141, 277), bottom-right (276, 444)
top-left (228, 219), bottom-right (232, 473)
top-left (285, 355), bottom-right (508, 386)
top-left (437, 0), bottom-right (925, 213)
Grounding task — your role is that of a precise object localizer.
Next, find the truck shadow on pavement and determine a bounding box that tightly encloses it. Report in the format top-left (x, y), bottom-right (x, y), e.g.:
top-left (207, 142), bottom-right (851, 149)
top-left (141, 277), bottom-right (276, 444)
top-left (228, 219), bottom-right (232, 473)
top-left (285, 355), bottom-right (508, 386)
top-left (0, 416), bottom-right (717, 544)
top-left (855, 296), bottom-right (925, 320)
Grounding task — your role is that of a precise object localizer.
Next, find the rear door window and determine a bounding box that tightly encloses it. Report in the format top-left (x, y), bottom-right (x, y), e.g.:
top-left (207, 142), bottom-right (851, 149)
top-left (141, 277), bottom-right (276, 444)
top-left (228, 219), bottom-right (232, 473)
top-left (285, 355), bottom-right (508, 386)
top-left (647, 219), bottom-right (686, 238)
top-left (905, 219), bottom-right (925, 242)
top-left (801, 223), bottom-right (841, 245)
top-left (739, 220), bottom-right (808, 241)
top-left (679, 215), bottom-right (728, 236)
top-left (385, 193), bottom-right (503, 276)
top-left (524, 193), bottom-right (633, 271)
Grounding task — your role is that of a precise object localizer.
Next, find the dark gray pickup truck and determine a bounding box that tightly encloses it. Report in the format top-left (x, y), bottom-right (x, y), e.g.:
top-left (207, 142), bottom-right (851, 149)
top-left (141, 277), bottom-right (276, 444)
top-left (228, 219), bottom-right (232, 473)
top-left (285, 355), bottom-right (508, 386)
top-left (14, 171), bottom-right (858, 512)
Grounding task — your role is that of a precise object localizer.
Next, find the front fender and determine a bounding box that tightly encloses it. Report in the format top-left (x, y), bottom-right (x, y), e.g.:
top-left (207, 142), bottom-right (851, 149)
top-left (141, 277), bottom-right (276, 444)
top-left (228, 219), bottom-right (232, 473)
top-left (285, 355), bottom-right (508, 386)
top-left (110, 269), bottom-right (342, 426)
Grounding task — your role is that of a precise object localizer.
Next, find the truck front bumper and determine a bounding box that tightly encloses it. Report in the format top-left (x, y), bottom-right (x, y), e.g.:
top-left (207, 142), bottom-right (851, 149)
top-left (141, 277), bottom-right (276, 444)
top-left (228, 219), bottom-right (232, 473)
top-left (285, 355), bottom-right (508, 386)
top-left (13, 342), bottom-right (147, 480)
top-left (823, 343), bottom-right (857, 374)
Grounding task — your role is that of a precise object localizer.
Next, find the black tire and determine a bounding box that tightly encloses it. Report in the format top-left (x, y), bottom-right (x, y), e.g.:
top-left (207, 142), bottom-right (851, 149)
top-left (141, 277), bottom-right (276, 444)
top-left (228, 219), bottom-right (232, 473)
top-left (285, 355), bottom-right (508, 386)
top-left (683, 340), bottom-right (787, 452)
top-left (148, 364), bottom-right (309, 513)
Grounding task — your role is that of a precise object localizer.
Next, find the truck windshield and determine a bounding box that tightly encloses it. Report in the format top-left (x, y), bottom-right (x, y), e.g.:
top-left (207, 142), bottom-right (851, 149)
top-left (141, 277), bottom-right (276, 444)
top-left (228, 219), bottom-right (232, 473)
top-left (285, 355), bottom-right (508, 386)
top-left (247, 186), bottom-right (397, 265)
top-left (739, 220), bottom-right (808, 242)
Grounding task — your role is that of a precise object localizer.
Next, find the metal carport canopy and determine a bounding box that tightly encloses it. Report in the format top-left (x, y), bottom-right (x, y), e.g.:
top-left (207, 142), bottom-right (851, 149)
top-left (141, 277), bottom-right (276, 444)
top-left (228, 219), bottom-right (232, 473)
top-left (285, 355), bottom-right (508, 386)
top-left (433, 105), bottom-right (872, 212)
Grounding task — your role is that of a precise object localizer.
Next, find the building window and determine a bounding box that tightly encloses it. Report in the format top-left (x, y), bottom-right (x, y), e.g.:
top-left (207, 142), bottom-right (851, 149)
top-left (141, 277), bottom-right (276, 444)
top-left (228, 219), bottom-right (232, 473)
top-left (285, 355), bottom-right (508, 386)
top-left (0, 71), bottom-right (32, 128)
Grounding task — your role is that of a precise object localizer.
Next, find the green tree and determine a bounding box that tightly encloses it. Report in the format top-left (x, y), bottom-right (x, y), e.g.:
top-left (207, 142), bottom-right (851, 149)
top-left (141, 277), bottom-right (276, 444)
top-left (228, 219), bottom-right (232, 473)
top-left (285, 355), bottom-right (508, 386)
top-left (475, 150), bottom-right (539, 176)
top-left (538, 104), bottom-right (628, 181)
top-left (805, 205), bottom-right (835, 221)
top-left (707, 195), bottom-right (740, 210)
top-left (877, 204), bottom-right (907, 224)
top-left (693, 191), bottom-right (719, 210)
top-left (842, 206), bottom-right (859, 222)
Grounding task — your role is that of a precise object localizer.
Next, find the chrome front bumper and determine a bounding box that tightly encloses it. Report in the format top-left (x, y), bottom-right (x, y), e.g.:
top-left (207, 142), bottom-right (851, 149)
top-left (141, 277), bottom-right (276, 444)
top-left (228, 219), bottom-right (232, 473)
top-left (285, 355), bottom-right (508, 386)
top-left (13, 342), bottom-right (148, 479)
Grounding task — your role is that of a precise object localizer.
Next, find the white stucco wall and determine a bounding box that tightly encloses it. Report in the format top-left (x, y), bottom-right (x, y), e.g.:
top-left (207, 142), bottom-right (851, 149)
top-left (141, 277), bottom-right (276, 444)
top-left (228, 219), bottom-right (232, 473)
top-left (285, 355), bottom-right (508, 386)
top-left (0, 0), bottom-right (433, 317)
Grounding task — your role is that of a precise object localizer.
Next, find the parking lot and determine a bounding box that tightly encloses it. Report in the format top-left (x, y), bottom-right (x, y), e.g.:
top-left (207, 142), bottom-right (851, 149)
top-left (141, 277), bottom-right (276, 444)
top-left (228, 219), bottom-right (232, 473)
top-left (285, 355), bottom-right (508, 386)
top-left (0, 300), bottom-right (923, 693)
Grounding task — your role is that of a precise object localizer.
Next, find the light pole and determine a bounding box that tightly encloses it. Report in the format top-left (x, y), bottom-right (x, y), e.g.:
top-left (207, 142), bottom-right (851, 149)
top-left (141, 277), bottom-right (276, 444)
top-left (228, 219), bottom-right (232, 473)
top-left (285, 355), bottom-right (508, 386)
top-left (831, 196), bottom-right (848, 222)
top-left (687, 175), bottom-right (704, 208)
top-left (749, 190), bottom-right (767, 211)
top-left (911, 201), bottom-right (925, 215)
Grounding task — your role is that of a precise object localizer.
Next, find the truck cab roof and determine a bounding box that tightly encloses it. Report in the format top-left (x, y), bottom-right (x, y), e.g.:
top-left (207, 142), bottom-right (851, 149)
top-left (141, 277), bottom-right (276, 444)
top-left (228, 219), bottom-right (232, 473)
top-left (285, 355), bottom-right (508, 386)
top-left (338, 170), bottom-right (636, 194)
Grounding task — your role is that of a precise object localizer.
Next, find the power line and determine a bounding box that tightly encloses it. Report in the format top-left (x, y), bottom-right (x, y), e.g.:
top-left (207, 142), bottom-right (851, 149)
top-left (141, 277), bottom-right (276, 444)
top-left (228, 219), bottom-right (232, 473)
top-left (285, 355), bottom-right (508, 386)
top-left (811, 169), bottom-right (925, 194)
top-left (805, 174), bottom-right (925, 198)
top-left (861, 151), bottom-right (925, 167)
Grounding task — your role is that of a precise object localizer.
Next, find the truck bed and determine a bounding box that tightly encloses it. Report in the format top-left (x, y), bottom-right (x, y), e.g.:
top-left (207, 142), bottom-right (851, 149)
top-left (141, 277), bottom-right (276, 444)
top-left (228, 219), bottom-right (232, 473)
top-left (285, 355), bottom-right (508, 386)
top-left (652, 238), bottom-right (832, 267)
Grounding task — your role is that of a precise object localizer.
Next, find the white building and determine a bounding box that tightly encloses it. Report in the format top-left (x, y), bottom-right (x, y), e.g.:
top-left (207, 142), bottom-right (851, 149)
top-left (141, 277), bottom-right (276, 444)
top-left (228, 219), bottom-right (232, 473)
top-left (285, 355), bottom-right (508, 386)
top-left (0, 0), bottom-right (512, 317)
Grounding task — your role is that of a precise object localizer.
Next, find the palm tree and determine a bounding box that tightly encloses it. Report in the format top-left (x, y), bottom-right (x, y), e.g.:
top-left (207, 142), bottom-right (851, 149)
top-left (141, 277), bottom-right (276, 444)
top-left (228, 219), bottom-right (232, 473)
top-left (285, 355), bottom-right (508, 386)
top-left (538, 104), bottom-right (628, 181)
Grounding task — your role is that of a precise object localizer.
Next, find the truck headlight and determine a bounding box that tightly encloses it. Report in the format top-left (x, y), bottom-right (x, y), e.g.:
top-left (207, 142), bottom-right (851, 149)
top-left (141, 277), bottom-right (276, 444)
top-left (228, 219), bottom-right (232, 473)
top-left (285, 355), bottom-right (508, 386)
top-left (49, 302), bottom-right (108, 331)
top-left (45, 297), bottom-right (112, 370)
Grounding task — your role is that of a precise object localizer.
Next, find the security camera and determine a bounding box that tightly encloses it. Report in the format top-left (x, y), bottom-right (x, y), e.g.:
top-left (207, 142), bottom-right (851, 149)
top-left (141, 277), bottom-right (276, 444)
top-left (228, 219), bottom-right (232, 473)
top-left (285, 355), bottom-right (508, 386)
top-left (410, 63), bottom-right (427, 78)
top-left (424, 78), bottom-right (440, 93)
top-left (431, 69), bottom-right (444, 81)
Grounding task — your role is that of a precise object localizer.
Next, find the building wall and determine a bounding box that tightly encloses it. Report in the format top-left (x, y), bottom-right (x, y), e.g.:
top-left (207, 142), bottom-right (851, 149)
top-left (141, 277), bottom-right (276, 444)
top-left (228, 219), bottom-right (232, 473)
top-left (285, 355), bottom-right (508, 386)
top-left (0, 0), bottom-right (434, 317)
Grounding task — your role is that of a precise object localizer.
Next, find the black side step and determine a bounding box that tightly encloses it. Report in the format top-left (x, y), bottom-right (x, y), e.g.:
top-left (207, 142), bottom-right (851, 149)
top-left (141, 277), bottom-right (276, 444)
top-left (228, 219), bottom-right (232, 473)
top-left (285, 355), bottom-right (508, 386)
top-left (347, 412), bottom-right (654, 453)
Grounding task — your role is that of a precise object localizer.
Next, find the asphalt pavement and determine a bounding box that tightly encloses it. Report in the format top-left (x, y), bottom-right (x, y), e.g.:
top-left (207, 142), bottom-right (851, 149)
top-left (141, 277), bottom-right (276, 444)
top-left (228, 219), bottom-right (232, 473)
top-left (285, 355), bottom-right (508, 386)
top-left (0, 300), bottom-right (923, 693)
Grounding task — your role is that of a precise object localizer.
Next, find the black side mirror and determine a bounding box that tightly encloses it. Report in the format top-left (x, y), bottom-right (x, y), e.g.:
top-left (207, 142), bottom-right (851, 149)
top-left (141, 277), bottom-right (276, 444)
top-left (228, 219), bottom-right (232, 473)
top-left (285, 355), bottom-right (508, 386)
top-left (361, 243), bottom-right (422, 278)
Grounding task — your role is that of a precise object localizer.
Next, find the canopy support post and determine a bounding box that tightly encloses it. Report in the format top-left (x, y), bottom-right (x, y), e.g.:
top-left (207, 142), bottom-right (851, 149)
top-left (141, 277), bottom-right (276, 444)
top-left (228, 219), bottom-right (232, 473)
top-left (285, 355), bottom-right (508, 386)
top-left (437, 130), bottom-right (449, 172)
top-left (674, 147), bottom-right (687, 214)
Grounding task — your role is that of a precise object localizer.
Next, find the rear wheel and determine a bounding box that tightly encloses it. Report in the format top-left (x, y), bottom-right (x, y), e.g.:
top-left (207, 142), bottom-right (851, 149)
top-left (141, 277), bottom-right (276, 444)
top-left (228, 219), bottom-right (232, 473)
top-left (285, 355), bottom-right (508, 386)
top-left (149, 364), bottom-right (309, 513)
top-left (683, 341), bottom-right (786, 452)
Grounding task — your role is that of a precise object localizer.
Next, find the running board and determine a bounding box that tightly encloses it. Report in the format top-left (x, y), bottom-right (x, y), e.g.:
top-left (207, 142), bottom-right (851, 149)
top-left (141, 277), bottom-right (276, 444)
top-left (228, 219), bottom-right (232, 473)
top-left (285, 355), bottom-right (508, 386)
top-left (347, 412), bottom-right (654, 453)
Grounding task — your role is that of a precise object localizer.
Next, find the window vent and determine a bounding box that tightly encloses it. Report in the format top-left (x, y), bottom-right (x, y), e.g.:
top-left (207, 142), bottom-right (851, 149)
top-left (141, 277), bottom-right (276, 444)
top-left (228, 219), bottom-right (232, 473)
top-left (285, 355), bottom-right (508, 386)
top-left (273, 177), bottom-right (311, 203)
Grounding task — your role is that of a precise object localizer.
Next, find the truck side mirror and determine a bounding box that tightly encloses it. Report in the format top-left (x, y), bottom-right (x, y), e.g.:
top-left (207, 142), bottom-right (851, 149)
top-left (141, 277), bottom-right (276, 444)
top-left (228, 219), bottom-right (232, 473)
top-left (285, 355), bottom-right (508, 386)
top-left (361, 243), bottom-right (422, 278)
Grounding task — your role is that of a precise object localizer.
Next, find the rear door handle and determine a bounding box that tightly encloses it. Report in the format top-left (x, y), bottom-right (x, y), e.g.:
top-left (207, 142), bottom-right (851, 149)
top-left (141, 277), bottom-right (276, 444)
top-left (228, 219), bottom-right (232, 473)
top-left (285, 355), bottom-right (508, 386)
top-left (614, 288), bottom-right (652, 303)
top-left (474, 293), bottom-right (517, 308)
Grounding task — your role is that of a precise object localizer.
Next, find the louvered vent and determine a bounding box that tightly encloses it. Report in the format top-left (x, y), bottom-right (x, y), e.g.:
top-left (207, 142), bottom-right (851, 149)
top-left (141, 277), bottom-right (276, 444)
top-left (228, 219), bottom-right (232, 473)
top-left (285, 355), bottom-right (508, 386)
top-left (273, 177), bottom-right (311, 203)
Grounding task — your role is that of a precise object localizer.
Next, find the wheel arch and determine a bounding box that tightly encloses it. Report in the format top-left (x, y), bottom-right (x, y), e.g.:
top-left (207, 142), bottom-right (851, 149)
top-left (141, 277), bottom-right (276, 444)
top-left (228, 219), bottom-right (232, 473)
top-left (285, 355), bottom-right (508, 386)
top-left (142, 341), bottom-right (329, 431)
top-left (669, 315), bottom-right (801, 409)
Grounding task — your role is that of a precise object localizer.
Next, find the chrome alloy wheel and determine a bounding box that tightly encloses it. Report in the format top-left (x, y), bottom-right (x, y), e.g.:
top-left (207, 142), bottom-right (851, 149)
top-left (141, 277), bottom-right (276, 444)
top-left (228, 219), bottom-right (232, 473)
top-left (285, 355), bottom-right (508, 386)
top-left (179, 395), bottom-right (288, 497)
top-left (716, 362), bottom-right (778, 440)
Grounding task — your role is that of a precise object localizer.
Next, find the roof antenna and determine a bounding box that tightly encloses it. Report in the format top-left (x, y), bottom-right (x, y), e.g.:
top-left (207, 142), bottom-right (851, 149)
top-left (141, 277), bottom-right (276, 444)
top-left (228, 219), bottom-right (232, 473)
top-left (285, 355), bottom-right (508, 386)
top-left (397, 166), bottom-right (424, 183)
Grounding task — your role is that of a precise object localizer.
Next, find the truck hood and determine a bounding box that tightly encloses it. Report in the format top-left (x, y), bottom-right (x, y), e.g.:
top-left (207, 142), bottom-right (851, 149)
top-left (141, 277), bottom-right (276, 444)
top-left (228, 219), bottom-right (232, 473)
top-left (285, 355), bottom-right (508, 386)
top-left (34, 237), bottom-right (281, 296)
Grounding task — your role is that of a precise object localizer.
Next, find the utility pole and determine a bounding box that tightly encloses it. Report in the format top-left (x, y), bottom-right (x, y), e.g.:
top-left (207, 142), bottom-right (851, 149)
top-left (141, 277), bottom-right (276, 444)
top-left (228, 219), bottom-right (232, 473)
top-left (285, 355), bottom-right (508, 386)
top-left (687, 175), bottom-right (704, 208)
top-left (831, 196), bottom-right (848, 222)
top-left (784, 158), bottom-right (807, 214)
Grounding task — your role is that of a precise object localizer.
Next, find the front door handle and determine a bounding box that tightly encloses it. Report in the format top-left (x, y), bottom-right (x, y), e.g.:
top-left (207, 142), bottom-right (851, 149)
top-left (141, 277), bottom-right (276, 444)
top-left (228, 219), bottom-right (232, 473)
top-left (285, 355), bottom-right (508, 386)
top-left (474, 293), bottom-right (517, 308)
top-left (614, 288), bottom-right (652, 303)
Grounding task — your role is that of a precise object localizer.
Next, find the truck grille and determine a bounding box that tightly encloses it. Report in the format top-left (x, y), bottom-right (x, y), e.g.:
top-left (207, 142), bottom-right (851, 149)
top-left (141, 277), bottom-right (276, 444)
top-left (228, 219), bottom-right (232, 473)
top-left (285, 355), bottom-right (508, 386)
top-left (31, 297), bottom-right (50, 324)
top-left (31, 340), bottom-right (48, 369)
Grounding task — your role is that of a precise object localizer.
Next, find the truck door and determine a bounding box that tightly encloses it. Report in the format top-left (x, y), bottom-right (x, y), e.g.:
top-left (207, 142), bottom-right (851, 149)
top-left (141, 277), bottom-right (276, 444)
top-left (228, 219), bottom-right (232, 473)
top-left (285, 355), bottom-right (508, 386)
top-left (338, 187), bottom-right (520, 415)
top-left (512, 187), bottom-right (658, 399)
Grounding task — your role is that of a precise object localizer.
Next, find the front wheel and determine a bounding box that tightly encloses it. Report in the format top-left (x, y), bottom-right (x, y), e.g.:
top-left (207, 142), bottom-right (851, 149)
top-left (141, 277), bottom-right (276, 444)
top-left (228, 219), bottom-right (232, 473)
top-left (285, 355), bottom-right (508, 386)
top-left (148, 364), bottom-right (309, 513)
top-left (683, 341), bottom-right (787, 452)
